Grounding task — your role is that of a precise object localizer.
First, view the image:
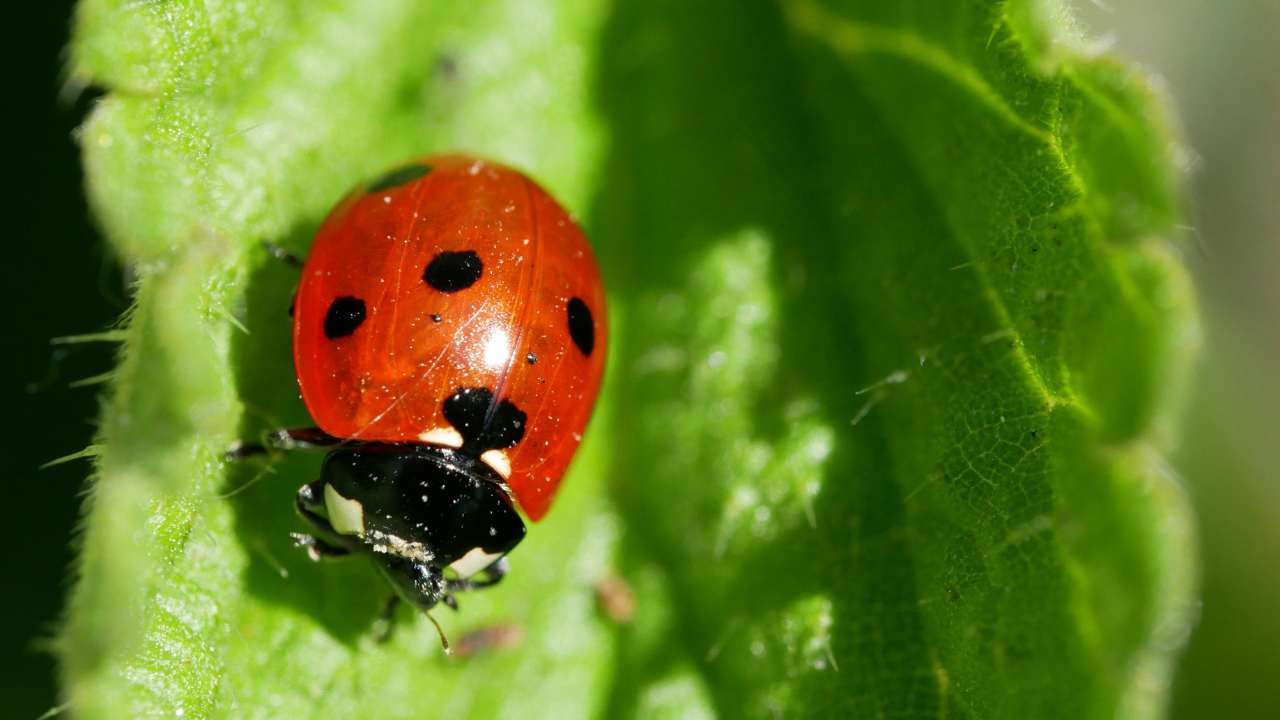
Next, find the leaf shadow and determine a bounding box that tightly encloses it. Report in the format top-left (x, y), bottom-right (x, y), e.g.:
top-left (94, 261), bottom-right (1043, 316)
top-left (224, 224), bottom-right (385, 646)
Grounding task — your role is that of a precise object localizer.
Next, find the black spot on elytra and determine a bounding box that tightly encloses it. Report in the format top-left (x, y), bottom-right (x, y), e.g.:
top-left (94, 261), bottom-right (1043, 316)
top-left (423, 251), bottom-right (483, 293)
top-left (567, 297), bottom-right (594, 356)
top-left (366, 163), bottom-right (432, 193)
top-left (430, 313), bottom-right (443, 323)
top-left (443, 387), bottom-right (527, 454)
top-left (324, 296), bottom-right (366, 338)
top-left (525, 352), bottom-right (537, 365)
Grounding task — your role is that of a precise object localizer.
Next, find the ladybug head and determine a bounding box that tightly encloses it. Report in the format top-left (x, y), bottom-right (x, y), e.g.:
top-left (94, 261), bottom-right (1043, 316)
top-left (310, 443), bottom-right (526, 611)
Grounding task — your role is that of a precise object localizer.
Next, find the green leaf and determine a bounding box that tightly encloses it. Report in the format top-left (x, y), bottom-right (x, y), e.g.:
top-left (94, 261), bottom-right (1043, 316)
top-left (62, 0), bottom-right (1197, 718)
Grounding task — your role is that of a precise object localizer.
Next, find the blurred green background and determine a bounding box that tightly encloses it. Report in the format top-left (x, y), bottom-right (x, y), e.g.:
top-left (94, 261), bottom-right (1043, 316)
top-left (1070, 2), bottom-right (1280, 717)
top-left (4, 1), bottom-right (1276, 718)
top-left (5, 3), bottom-right (123, 719)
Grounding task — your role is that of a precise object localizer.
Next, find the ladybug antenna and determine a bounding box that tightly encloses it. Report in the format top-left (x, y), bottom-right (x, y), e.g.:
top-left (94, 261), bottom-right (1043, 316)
top-left (426, 612), bottom-right (452, 655)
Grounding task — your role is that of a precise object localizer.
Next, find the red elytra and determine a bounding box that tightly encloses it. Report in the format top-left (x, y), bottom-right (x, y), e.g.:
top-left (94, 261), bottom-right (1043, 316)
top-left (292, 155), bottom-right (606, 521)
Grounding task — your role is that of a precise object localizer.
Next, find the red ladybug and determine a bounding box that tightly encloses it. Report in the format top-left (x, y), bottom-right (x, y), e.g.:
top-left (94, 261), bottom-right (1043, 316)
top-left (240, 155), bottom-right (605, 631)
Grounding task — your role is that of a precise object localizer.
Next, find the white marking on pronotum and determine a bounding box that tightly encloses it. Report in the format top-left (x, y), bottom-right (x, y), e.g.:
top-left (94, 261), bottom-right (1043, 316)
top-left (418, 426), bottom-right (464, 448)
top-left (449, 547), bottom-right (503, 578)
top-left (324, 484), bottom-right (365, 536)
top-left (480, 449), bottom-right (512, 479)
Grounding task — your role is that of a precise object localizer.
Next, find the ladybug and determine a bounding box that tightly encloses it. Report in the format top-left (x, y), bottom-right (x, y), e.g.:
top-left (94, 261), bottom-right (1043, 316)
top-left (237, 155), bottom-right (605, 635)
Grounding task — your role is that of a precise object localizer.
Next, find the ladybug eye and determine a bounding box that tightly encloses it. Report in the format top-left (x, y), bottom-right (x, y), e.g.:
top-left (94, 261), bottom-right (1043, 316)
top-left (324, 296), bottom-right (367, 338)
top-left (423, 250), bottom-right (483, 293)
top-left (567, 297), bottom-right (594, 356)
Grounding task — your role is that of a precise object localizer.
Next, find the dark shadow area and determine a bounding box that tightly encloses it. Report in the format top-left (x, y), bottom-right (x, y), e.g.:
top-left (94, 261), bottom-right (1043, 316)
top-left (587, 1), bottom-right (936, 716)
top-left (224, 226), bottom-right (386, 645)
top-left (1, 3), bottom-right (127, 718)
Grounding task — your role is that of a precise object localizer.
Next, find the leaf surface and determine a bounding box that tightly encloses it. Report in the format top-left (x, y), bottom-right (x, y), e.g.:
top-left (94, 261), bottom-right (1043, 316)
top-left (63, 1), bottom-right (1197, 718)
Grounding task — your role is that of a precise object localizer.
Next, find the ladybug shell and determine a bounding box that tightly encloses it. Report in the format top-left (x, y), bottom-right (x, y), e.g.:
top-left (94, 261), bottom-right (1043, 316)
top-left (293, 155), bottom-right (606, 521)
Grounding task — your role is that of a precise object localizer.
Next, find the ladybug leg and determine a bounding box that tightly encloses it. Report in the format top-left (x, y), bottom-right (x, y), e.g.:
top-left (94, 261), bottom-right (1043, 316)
top-left (371, 591), bottom-right (450, 651)
top-left (366, 557), bottom-right (454, 648)
top-left (262, 240), bottom-right (304, 269)
top-left (292, 479), bottom-right (356, 560)
top-left (372, 595), bottom-right (401, 643)
top-left (447, 557), bottom-right (510, 593)
top-left (268, 426), bottom-right (344, 451)
top-left (226, 427), bottom-right (342, 459)
top-left (471, 556), bottom-right (511, 588)
top-left (290, 532), bottom-right (350, 561)
top-left (225, 439), bottom-right (270, 460)
top-left (295, 479), bottom-right (336, 531)
top-left (437, 558), bottom-right (507, 613)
